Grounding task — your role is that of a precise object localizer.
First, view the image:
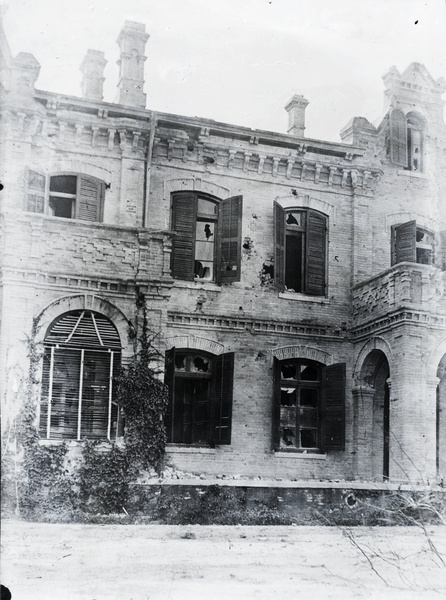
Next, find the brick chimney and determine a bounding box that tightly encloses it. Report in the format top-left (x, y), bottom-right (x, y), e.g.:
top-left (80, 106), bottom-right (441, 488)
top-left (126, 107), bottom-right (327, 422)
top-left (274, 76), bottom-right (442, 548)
top-left (80, 50), bottom-right (107, 101)
top-left (285, 94), bottom-right (309, 137)
top-left (116, 21), bottom-right (149, 108)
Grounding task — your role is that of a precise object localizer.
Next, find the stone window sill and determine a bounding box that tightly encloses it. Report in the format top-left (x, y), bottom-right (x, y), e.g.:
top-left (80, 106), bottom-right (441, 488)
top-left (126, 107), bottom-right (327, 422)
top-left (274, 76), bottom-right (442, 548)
top-left (166, 445), bottom-right (233, 454)
top-left (275, 450), bottom-right (327, 460)
top-left (279, 292), bottom-right (329, 303)
top-left (173, 280), bottom-right (222, 292)
top-left (397, 170), bottom-right (428, 179)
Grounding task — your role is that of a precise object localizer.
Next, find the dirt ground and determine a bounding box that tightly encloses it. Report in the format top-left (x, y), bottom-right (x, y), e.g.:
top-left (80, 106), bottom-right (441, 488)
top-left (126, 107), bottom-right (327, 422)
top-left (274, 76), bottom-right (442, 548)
top-left (1, 520), bottom-right (445, 600)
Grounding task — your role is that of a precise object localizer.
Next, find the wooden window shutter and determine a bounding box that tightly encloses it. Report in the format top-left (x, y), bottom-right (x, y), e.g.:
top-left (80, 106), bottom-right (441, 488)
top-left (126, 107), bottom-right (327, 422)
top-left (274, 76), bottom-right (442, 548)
top-left (164, 348), bottom-right (176, 443)
top-left (306, 210), bottom-right (327, 296)
top-left (272, 357), bottom-right (282, 450)
top-left (217, 195), bottom-right (243, 284)
top-left (211, 352), bottom-right (234, 445)
top-left (273, 202), bottom-right (286, 291)
top-left (392, 221), bottom-right (416, 265)
top-left (171, 193), bottom-right (196, 281)
top-left (389, 108), bottom-right (408, 167)
top-left (27, 169), bottom-right (46, 213)
top-left (322, 363), bottom-right (346, 451)
top-left (77, 176), bottom-right (104, 222)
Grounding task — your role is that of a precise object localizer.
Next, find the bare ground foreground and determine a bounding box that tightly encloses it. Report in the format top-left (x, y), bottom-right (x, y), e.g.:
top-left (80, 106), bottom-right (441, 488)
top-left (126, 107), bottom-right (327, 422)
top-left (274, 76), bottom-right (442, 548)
top-left (1, 520), bottom-right (446, 600)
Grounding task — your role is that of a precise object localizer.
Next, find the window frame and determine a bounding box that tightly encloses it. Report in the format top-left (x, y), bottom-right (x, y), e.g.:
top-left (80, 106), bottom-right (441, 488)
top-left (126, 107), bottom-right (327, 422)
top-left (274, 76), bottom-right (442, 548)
top-left (391, 220), bottom-right (436, 266)
top-left (38, 310), bottom-right (122, 442)
top-left (165, 348), bottom-right (234, 447)
top-left (389, 109), bottom-right (425, 172)
top-left (273, 358), bottom-right (346, 453)
top-left (170, 191), bottom-right (243, 284)
top-left (26, 170), bottom-right (105, 222)
top-left (274, 203), bottom-right (328, 297)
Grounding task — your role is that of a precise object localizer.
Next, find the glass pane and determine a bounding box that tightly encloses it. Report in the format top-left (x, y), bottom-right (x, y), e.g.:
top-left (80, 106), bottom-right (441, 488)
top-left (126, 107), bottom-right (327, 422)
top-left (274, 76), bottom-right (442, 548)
top-left (49, 196), bottom-right (73, 218)
top-left (300, 388), bottom-right (318, 407)
top-left (175, 354), bottom-right (186, 371)
top-left (195, 240), bottom-right (214, 261)
top-left (301, 429), bottom-right (317, 448)
top-left (190, 355), bottom-right (211, 373)
top-left (286, 211), bottom-right (305, 227)
top-left (281, 363), bottom-right (296, 380)
top-left (194, 260), bottom-right (213, 280)
top-left (281, 427), bottom-right (296, 448)
top-left (197, 198), bottom-right (217, 216)
top-left (300, 364), bottom-right (319, 381)
top-left (281, 387), bottom-right (296, 406)
top-left (196, 221), bottom-right (215, 242)
top-left (50, 175), bottom-right (77, 194)
top-left (299, 407), bottom-right (318, 428)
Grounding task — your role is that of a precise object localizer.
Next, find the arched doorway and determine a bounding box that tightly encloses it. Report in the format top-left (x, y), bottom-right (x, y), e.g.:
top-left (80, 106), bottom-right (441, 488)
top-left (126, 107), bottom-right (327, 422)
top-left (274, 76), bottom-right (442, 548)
top-left (437, 354), bottom-right (446, 478)
top-left (359, 350), bottom-right (391, 481)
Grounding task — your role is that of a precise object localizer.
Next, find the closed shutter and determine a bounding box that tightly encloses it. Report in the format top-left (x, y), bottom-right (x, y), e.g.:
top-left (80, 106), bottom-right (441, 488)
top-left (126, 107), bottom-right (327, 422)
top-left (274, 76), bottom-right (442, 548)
top-left (389, 109), bottom-right (408, 167)
top-left (392, 221), bottom-right (416, 264)
top-left (171, 193), bottom-right (196, 281)
top-left (27, 169), bottom-right (46, 213)
top-left (77, 176), bottom-right (104, 222)
top-left (274, 202), bottom-right (286, 291)
top-left (322, 363), bottom-right (346, 451)
top-left (272, 357), bottom-right (282, 450)
top-left (211, 352), bottom-right (234, 445)
top-left (164, 348), bottom-right (176, 443)
top-left (306, 210), bottom-right (327, 296)
top-left (217, 195), bottom-right (243, 283)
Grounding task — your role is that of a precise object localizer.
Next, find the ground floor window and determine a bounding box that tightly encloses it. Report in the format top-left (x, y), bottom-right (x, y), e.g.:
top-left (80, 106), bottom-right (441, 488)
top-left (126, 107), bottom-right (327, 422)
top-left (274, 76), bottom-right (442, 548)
top-left (164, 348), bottom-right (234, 446)
top-left (273, 358), bottom-right (345, 452)
top-left (39, 311), bottom-right (121, 440)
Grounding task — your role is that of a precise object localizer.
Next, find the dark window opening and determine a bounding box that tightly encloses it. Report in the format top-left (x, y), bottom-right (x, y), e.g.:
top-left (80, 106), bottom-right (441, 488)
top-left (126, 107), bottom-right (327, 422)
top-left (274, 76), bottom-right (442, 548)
top-left (170, 192), bottom-right (243, 284)
top-left (392, 221), bottom-right (435, 266)
top-left (165, 348), bottom-right (234, 446)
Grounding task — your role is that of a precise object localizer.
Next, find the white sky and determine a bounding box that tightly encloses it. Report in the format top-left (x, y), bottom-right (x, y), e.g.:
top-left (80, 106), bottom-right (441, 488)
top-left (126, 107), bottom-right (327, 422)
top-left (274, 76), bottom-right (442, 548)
top-left (3, 0), bottom-right (446, 141)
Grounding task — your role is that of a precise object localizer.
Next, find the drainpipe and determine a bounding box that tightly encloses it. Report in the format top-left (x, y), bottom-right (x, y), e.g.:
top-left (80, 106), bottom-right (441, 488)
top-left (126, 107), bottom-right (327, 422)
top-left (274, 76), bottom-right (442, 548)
top-left (143, 112), bottom-right (157, 228)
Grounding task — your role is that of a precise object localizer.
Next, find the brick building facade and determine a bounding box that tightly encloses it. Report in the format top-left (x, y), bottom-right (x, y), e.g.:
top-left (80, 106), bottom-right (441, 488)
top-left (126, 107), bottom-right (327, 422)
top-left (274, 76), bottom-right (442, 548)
top-left (1, 20), bottom-right (445, 484)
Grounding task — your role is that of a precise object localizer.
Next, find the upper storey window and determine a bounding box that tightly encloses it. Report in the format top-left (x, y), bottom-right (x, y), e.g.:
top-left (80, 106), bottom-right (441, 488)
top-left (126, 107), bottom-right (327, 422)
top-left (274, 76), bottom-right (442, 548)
top-left (389, 109), bottom-right (425, 172)
top-left (170, 192), bottom-right (243, 284)
top-left (392, 221), bottom-right (435, 266)
top-left (27, 171), bottom-right (105, 222)
top-left (274, 203), bottom-right (327, 296)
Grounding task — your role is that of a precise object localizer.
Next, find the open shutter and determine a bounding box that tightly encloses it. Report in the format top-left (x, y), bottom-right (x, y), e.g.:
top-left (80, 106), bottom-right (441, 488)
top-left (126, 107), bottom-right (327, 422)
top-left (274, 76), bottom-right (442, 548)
top-left (211, 352), bottom-right (234, 445)
top-left (272, 357), bottom-right (282, 450)
top-left (306, 210), bottom-right (327, 296)
top-left (389, 108), bottom-right (407, 167)
top-left (392, 221), bottom-right (416, 265)
top-left (164, 348), bottom-right (176, 443)
top-left (77, 176), bottom-right (104, 222)
top-left (273, 202), bottom-right (286, 291)
top-left (26, 169), bottom-right (46, 213)
top-left (216, 195), bottom-right (243, 283)
top-left (171, 193), bottom-right (196, 281)
top-left (322, 363), bottom-right (346, 451)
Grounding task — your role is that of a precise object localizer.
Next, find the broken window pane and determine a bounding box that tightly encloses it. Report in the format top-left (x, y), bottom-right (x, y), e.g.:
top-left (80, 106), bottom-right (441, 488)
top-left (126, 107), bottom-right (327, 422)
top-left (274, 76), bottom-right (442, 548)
top-left (191, 355), bottom-right (210, 373)
top-left (301, 429), bottom-right (317, 448)
top-left (300, 365), bottom-right (319, 381)
top-left (175, 354), bottom-right (186, 371)
top-left (281, 363), bottom-right (297, 380)
top-left (300, 388), bottom-right (318, 407)
top-left (281, 387), bottom-right (296, 406)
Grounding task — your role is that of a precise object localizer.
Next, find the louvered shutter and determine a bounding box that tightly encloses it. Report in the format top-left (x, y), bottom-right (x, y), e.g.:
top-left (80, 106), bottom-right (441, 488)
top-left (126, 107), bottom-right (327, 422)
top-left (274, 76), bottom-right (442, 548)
top-left (77, 176), bottom-right (104, 222)
top-left (216, 195), bottom-right (243, 283)
top-left (322, 363), bottom-right (346, 451)
top-left (306, 210), bottom-right (327, 296)
top-left (389, 109), bottom-right (408, 167)
top-left (392, 221), bottom-right (416, 265)
top-left (274, 202), bottom-right (286, 291)
top-left (272, 357), bottom-right (282, 450)
top-left (171, 193), bottom-right (196, 281)
top-left (164, 348), bottom-right (176, 443)
top-left (211, 352), bottom-right (234, 445)
top-left (26, 169), bottom-right (46, 213)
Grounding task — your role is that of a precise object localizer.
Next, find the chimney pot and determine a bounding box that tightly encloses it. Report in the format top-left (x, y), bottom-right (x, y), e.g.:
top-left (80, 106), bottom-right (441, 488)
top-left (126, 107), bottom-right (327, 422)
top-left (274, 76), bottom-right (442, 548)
top-left (80, 49), bottom-right (107, 101)
top-left (116, 21), bottom-right (149, 108)
top-left (285, 94), bottom-right (309, 137)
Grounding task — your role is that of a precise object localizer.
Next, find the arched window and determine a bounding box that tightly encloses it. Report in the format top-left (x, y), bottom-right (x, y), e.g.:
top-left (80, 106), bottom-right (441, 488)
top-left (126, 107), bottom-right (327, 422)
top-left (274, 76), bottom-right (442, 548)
top-left (164, 348), bottom-right (234, 445)
top-left (273, 358), bottom-right (345, 452)
top-left (274, 203), bottom-right (327, 296)
top-left (26, 171), bottom-right (105, 222)
top-left (39, 310), bottom-right (121, 440)
top-left (389, 109), bottom-right (425, 172)
top-left (170, 192), bottom-right (243, 283)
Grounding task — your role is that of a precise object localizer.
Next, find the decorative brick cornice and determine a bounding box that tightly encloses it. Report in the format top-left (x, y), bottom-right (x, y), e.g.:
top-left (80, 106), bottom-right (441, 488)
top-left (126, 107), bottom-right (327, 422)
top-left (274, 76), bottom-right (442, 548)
top-left (349, 309), bottom-right (446, 341)
top-left (167, 312), bottom-right (345, 340)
